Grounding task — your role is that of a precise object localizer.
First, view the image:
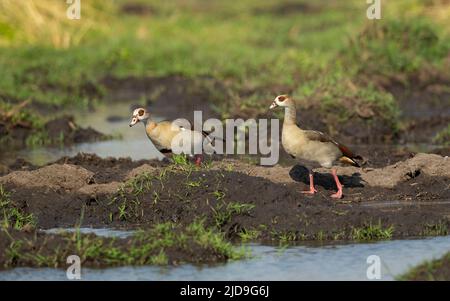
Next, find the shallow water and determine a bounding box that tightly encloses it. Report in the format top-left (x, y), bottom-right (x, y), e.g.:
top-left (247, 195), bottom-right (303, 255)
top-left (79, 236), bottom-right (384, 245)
top-left (42, 227), bottom-right (135, 239)
top-left (1, 227), bottom-right (450, 281)
top-left (0, 102), bottom-right (165, 165)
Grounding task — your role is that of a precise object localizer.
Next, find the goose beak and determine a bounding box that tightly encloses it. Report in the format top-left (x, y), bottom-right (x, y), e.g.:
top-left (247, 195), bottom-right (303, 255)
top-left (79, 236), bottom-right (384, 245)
top-left (129, 116), bottom-right (138, 127)
top-left (269, 102), bottom-right (278, 110)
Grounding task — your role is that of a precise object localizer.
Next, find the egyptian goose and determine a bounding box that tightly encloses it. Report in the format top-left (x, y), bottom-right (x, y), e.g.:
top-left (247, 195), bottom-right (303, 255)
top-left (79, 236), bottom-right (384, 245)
top-left (269, 95), bottom-right (360, 199)
top-left (129, 108), bottom-right (210, 165)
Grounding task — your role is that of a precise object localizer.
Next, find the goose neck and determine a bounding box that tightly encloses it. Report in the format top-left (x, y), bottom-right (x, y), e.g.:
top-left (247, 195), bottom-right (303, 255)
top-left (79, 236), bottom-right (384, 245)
top-left (284, 104), bottom-right (297, 125)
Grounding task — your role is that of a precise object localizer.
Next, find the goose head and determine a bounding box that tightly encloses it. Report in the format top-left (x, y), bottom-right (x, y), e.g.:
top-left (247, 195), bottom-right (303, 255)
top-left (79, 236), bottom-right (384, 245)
top-left (129, 107), bottom-right (150, 127)
top-left (269, 94), bottom-right (293, 110)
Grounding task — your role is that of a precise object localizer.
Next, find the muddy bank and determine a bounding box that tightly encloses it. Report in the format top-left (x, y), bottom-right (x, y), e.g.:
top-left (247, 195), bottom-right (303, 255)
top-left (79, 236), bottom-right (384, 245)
top-left (44, 115), bottom-right (109, 144)
top-left (399, 251), bottom-right (450, 280)
top-left (0, 109), bottom-right (109, 149)
top-left (0, 222), bottom-right (242, 270)
top-left (0, 153), bottom-right (449, 241)
top-left (101, 75), bottom-right (233, 120)
top-left (383, 73), bottom-right (450, 144)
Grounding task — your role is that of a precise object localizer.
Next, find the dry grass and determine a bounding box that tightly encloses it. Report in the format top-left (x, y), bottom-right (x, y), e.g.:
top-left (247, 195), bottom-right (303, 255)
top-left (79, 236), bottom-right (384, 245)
top-left (0, 0), bottom-right (112, 48)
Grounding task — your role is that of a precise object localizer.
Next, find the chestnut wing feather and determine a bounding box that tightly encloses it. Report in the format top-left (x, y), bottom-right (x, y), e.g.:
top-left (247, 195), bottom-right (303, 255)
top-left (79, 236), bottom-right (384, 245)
top-left (303, 130), bottom-right (356, 159)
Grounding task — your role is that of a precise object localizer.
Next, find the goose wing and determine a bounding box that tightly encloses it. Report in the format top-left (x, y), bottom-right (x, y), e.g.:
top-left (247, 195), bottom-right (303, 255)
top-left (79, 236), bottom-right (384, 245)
top-left (303, 130), bottom-right (361, 167)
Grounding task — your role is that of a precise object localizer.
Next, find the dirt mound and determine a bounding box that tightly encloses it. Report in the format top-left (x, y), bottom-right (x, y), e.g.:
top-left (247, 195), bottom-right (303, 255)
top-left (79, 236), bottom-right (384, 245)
top-left (0, 164), bottom-right (94, 191)
top-left (44, 115), bottom-right (108, 144)
top-left (313, 153), bottom-right (450, 188)
top-left (55, 153), bottom-right (164, 183)
top-left (126, 164), bottom-right (158, 180)
top-left (364, 153), bottom-right (449, 187)
top-left (77, 182), bottom-right (122, 197)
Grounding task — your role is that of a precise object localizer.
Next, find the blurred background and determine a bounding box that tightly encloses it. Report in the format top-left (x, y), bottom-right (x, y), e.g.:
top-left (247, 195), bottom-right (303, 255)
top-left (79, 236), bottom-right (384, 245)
top-left (0, 0), bottom-right (449, 165)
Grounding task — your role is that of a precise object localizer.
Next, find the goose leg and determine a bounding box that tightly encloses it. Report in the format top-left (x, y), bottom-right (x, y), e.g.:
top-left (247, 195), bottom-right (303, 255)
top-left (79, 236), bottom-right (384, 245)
top-left (194, 154), bottom-right (203, 166)
top-left (301, 172), bottom-right (317, 194)
top-left (330, 169), bottom-right (343, 199)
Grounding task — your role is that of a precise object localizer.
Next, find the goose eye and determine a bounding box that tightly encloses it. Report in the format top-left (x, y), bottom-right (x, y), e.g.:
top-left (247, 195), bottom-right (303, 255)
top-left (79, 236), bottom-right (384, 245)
top-left (278, 96), bottom-right (286, 102)
top-left (138, 109), bottom-right (145, 116)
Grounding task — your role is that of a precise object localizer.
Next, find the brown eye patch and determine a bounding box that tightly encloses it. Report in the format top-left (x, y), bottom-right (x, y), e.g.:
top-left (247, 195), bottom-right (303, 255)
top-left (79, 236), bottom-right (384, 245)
top-left (138, 109), bottom-right (145, 116)
top-left (278, 96), bottom-right (286, 101)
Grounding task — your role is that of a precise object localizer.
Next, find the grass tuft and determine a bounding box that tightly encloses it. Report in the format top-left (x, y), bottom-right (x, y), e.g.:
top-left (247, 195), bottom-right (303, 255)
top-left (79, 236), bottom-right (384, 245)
top-left (0, 185), bottom-right (36, 230)
top-left (212, 202), bottom-right (255, 229)
top-left (351, 221), bottom-right (394, 241)
top-left (433, 124), bottom-right (450, 146)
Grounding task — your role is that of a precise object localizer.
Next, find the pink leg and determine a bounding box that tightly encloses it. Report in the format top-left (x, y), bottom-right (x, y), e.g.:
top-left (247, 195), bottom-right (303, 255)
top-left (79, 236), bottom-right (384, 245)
top-left (194, 154), bottom-right (203, 166)
top-left (331, 169), bottom-right (343, 199)
top-left (301, 173), bottom-right (318, 194)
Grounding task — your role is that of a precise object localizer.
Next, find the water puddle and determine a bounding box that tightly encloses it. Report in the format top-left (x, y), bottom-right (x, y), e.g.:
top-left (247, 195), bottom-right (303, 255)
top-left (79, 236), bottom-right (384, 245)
top-left (0, 102), bottom-right (165, 165)
top-left (42, 227), bottom-right (134, 239)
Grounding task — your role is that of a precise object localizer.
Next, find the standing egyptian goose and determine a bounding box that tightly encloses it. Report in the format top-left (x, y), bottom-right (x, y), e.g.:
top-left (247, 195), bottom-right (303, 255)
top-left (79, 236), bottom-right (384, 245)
top-left (269, 95), bottom-right (360, 199)
top-left (129, 108), bottom-right (210, 165)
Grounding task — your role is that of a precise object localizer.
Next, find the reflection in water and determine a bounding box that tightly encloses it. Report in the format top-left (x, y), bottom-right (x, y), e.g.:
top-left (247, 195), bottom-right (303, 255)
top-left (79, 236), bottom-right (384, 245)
top-left (1, 233), bottom-right (450, 281)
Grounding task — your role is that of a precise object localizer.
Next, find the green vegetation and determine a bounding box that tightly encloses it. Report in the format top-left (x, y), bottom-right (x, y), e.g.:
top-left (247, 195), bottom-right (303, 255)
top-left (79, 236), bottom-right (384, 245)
top-left (212, 202), bottom-right (255, 229)
top-left (0, 101), bottom-right (49, 147)
top-left (345, 18), bottom-right (450, 78)
top-left (1, 220), bottom-right (246, 269)
top-left (171, 154), bottom-right (190, 166)
top-left (398, 252), bottom-right (450, 281)
top-left (421, 221), bottom-right (449, 236)
top-left (351, 221), bottom-right (394, 241)
top-left (238, 228), bottom-right (261, 242)
top-left (0, 185), bottom-right (36, 230)
top-left (1, 0), bottom-right (449, 146)
top-left (433, 124), bottom-right (450, 146)
top-left (276, 231), bottom-right (299, 243)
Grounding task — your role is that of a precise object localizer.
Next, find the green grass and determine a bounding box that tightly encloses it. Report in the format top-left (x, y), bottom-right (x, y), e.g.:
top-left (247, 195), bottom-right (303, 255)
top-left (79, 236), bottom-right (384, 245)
top-left (421, 221), bottom-right (449, 236)
top-left (351, 221), bottom-right (394, 241)
top-left (398, 252), bottom-right (450, 281)
top-left (433, 124), bottom-right (450, 146)
top-left (1, 0), bottom-right (449, 145)
top-left (212, 190), bottom-right (226, 201)
top-left (171, 154), bottom-right (190, 166)
top-left (345, 18), bottom-right (450, 78)
top-left (212, 202), bottom-right (255, 229)
top-left (1, 220), bottom-right (247, 269)
top-left (238, 228), bottom-right (261, 242)
top-left (1, 1), bottom-right (446, 106)
top-left (277, 231), bottom-right (298, 243)
top-left (0, 185), bottom-right (36, 230)
top-left (187, 219), bottom-right (248, 260)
